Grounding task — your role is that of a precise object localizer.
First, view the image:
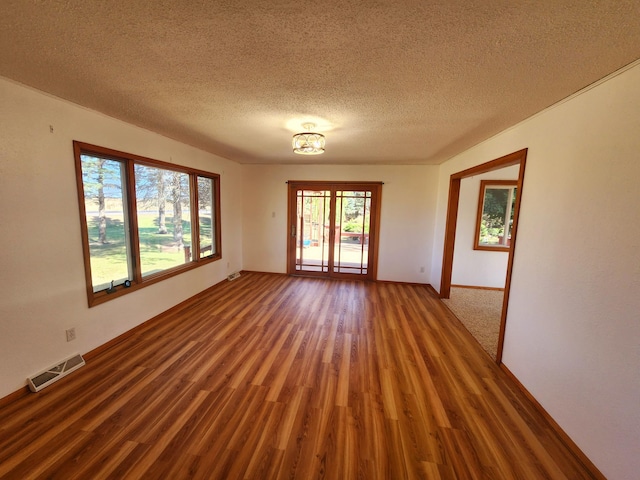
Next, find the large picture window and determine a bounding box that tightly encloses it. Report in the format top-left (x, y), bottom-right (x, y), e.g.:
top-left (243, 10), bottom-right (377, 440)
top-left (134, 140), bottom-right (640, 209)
top-left (74, 141), bottom-right (221, 306)
top-left (474, 180), bottom-right (517, 251)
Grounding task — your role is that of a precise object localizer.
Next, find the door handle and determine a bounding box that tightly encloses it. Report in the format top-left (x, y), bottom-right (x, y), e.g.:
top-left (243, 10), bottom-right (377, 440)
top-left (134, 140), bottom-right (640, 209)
top-left (291, 224), bottom-right (296, 237)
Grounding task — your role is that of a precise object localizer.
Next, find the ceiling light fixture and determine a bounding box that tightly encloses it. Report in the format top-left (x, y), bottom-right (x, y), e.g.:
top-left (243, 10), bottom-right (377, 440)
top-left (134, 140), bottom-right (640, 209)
top-left (292, 123), bottom-right (325, 155)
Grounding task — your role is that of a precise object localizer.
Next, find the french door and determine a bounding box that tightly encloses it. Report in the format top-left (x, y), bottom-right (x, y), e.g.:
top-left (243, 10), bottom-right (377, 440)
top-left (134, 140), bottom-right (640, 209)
top-left (287, 181), bottom-right (382, 280)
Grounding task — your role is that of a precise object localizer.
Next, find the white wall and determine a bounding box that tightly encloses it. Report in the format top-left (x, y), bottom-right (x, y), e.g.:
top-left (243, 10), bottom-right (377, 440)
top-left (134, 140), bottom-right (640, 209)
top-left (451, 165), bottom-right (519, 288)
top-left (0, 78), bottom-right (243, 398)
top-left (431, 62), bottom-right (640, 480)
top-left (242, 164), bottom-right (439, 283)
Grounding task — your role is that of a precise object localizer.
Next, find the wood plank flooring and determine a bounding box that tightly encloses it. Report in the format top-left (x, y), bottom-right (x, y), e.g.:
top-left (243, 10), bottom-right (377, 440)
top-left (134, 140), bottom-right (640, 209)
top-left (0, 272), bottom-right (597, 479)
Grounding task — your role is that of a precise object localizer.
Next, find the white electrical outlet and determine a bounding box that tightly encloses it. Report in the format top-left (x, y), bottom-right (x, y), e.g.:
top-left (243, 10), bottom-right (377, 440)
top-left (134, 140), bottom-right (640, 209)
top-left (66, 328), bottom-right (76, 342)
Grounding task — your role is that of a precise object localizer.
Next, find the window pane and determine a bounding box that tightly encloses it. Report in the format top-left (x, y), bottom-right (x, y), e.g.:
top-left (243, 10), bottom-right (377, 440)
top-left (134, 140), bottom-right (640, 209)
top-left (296, 190), bottom-right (330, 272)
top-left (334, 191), bottom-right (370, 274)
top-left (505, 187), bottom-right (517, 243)
top-left (135, 165), bottom-right (191, 276)
top-left (81, 155), bottom-right (131, 292)
top-left (197, 176), bottom-right (215, 258)
top-left (480, 188), bottom-right (510, 246)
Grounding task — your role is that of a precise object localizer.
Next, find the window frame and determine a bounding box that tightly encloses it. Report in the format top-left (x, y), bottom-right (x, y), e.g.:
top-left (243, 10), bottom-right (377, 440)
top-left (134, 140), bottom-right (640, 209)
top-left (474, 179), bottom-right (517, 252)
top-left (73, 141), bottom-right (221, 307)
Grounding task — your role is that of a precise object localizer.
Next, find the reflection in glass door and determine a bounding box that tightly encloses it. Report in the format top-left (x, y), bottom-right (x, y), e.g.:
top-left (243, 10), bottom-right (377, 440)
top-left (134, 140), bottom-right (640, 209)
top-left (334, 190), bottom-right (371, 275)
top-left (294, 189), bottom-right (331, 273)
top-left (288, 182), bottom-right (381, 280)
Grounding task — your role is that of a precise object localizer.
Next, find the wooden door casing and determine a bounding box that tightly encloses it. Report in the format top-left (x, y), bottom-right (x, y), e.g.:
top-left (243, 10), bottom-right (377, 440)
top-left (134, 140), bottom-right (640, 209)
top-left (287, 181), bottom-right (382, 281)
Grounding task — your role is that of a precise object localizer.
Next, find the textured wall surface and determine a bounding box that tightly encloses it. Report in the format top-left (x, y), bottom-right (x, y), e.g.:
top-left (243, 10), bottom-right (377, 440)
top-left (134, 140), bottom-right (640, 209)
top-left (431, 63), bottom-right (640, 480)
top-left (451, 165), bottom-right (519, 288)
top-left (1, 1), bottom-right (639, 164)
top-left (241, 164), bottom-right (439, 283)
top-left (0, 78), bottom-right (243, 399)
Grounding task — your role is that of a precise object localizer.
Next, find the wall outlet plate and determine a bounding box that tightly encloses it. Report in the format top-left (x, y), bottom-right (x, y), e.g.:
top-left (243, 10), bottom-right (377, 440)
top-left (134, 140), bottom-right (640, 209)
top-left (66, 328), bottom-right (76, 342)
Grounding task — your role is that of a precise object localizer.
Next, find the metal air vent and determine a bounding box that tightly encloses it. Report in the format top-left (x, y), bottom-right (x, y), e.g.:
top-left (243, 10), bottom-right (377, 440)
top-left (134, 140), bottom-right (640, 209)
top-left (27, 353), bottom-right (85, 392)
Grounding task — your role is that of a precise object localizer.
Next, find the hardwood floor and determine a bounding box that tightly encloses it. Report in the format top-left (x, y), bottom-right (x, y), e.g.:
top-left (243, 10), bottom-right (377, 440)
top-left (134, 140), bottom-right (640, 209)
top-left (0, 272), bottom-right (598, 479)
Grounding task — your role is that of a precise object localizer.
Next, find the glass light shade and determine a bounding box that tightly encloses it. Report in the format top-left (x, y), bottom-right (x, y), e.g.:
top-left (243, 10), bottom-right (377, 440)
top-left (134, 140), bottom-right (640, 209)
top-left (292, 132), bottom-right (325, 155)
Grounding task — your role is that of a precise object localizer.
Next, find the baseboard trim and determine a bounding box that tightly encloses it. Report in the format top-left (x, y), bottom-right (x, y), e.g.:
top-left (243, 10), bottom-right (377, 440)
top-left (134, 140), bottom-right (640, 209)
top-left (425, 284), bottom-right (440, 297)
top-left (499, 364), bottom-right (606, 480)
top-left (85, 276), bottom-right (229, 362)
top-left (241, 270), bottom-right (287, 277)
top-left (0, 276), bottom-right (230, 407)
top-left (451, 284), bottom-right (505, 291)
top-left (0, 385), bottom-right (30, 409)
top-left (0, 272), bottom-right (607, 480)
top-left (252, 269), bottom-right (433, 289)
top-left (376, 279), bottom-right (432, 288)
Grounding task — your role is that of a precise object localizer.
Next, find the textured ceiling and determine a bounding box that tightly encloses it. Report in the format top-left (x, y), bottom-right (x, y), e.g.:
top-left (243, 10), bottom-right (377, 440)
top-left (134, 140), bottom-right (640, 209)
top-left (1, 1), bottom-right (639, 165)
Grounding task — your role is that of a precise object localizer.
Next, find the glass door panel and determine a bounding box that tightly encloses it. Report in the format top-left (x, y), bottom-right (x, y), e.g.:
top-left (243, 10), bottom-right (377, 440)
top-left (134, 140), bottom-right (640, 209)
top-left (333, 190), bottom-right (371, 275)
top-left (295, 190), bottom-right (331, 273)
top-left (288, 182), bottom-right (380, 280)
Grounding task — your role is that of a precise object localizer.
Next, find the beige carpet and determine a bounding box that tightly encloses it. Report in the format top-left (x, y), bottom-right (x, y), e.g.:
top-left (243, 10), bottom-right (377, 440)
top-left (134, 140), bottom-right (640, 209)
top-left (442, 287), bottom-right (504, 360)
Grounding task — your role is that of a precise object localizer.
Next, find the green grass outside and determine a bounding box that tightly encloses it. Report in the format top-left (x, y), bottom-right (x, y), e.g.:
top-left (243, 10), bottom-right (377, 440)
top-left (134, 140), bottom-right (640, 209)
top-left (87, 212), bottom-right (202, 289)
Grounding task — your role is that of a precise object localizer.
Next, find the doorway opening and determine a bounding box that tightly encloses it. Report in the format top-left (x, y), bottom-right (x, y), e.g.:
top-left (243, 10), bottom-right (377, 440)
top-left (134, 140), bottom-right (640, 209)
top-left (440, 149), bottom-right (528, 363)
top-left (287, 181), bottom-right (382, 281)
